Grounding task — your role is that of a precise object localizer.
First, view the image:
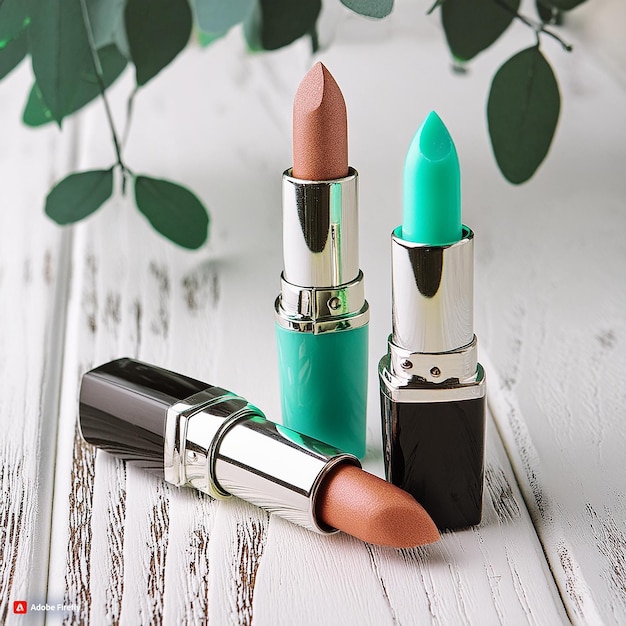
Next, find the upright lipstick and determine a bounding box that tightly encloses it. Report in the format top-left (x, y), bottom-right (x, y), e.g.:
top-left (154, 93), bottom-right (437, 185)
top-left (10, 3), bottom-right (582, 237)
top-left (378, 112), bottom-right (486, 530)
top-left (275, 63), bottom-right (369, 458)
top-left (79, 358), bottom-right (438, 548)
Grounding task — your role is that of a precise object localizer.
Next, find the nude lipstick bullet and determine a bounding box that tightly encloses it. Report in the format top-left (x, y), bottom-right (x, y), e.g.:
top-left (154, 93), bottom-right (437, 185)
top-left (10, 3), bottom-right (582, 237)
top-left (275, 63), bottom-right (369, 458)
top-left (79, 358), bottom-right (438, 548)
top-left (379, 112), bottom-right (487, 530)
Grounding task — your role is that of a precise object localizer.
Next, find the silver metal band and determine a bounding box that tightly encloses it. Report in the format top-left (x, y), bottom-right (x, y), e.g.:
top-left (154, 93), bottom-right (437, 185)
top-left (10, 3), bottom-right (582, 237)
top-left (275, 271), bottom-right (369, 334)
top-left (164, 388), bottom-right (360, 534)
top-left (391, 226), bottom-right (474, 353)
top-left (164, 387), bottom-right (248, 497)
top-left (282, 168), bottom-right (359, 288)
top-left (379, 356), bottom-right (486, 403)
top-left (388, 335), bottom-right (478, 383)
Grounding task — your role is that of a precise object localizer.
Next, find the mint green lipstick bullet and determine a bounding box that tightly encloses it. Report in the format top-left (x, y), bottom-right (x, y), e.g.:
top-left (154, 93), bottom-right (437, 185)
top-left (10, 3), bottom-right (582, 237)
top-left (402, 111), bottom-right (463, 246)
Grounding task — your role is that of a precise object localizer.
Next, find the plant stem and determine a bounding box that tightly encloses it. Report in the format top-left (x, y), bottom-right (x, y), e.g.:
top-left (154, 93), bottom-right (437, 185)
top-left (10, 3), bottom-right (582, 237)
top-left (494, 0), bottom-right (573, 52)
top-left (123, 86), bottom-right (139, 148)
top-left (78, 0), bottom-right (129, 177)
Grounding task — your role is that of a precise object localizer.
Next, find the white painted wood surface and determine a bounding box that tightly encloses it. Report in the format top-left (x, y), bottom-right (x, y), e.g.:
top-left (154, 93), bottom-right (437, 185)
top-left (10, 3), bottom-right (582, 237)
top-left (2, 2), bottom-right (625, 624)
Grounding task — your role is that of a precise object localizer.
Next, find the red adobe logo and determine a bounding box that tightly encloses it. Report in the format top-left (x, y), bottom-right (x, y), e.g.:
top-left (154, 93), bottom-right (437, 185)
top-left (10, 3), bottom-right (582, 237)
top-left (13, 601), bottom-right (27, 614)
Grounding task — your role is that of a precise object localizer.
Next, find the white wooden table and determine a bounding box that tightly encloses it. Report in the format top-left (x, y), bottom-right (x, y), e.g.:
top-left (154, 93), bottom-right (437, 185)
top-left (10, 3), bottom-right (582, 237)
top-left (2, 2), bottom-right (625, 624)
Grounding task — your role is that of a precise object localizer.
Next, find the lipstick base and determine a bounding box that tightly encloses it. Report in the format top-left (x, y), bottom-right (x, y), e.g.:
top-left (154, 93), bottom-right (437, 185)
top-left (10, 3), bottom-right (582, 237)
top-left (277, 324), bottom-right (368, 459)
top-left (380, 393), bottom-right (485, 530)
top-left (379, 352), bottom-right (486, 531)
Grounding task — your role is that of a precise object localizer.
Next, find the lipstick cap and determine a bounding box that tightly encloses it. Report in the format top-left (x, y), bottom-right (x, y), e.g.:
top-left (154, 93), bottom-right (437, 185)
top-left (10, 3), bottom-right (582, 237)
top-left (80, 358), bottom-right (361, 534)
top-left (79, 358), bottom-right (207, 476)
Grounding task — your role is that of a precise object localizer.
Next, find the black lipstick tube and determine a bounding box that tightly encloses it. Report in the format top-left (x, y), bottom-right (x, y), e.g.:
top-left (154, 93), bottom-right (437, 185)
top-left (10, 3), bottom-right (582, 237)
top-left (378, 227), bottom-right (486, 530)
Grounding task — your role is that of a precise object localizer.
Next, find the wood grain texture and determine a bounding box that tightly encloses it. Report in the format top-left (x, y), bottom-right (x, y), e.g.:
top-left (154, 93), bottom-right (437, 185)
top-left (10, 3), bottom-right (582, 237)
top-left (252, 411), bottom-right (568, 625)
top-left (0, 64), bottom-right (74, 626)
top-left (472, 37), bottom-right (626, 623)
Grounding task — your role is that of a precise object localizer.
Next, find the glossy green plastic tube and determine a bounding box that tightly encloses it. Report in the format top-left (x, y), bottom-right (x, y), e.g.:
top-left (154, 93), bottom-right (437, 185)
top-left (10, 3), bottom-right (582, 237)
top-left (276, 324), bottom-right (368, 459)
top-left (276, 170), bottom-right (369, 459)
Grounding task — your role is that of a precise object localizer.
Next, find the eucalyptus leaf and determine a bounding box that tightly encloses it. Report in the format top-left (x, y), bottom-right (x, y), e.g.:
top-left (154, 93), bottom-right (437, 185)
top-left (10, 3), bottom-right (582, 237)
top-left (0, 26), bottom-right (27, 79)
top-left (538, 0), bottom-right (586, 9)
top-left (26, 0), bottom-right (92, 125)
top-left (45, 169), bottom-right (114, 224)
top-left (442, 0), bottom-right (520, 61)
top-left (488, 46), bottom-right (560, 184)
top-left (536, 0), bottom-right (556, 23)
top-left (244, 0), bottom-right (321, 51)
top-left (0, 0), bottom-right (28, 47)
top-left (22, 83), bottom-right (52, 126)
top-left (125, 0), bottom-right (192, 86)
top-left (134, 175), bottom-right (209, 249)
top-left (198, 31), bottom-right (225, 47)
top-left (195, 0), bottom-right (254, 34)
top-left (23, 44), bottom-right (127, 127)
top-left (340, 0), bottom-right (393, 19)
top-left (86, 0), bottom-right (126, 49)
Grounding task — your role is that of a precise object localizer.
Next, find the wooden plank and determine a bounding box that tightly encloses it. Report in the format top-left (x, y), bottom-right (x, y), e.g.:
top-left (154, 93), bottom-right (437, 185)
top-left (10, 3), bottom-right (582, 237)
top-left (472, 36), bottom-right (626, 625)
top-left (0, 65), bottom-right (74, 625)
top-left (252, 410), bottom-right (568, 625)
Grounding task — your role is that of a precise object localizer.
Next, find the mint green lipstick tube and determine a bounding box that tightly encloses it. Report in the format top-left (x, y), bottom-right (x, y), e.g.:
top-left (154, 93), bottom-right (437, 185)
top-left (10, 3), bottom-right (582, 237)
top-left (275, 169), bottom-right (369, 458)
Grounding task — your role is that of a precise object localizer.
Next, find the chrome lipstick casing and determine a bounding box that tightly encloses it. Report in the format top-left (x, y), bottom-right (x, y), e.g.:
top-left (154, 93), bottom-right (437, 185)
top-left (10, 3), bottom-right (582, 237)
top-left (275, 169), bottom-right (369, 458)
top-left (79, 359), bottom-right (359, 534)
top-left (276, 168), bottom-right (369, 333)
top-left (379, 227), bottom-right (486, 530)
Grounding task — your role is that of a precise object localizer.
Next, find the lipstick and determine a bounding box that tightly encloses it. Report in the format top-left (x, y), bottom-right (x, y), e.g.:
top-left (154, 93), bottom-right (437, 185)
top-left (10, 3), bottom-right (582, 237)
top-left (378, 112), bottom-right (486, 530)
top-left (275, 63), bottom-right (369, 458)
top-left (79, 358), bottom-right (439, 547)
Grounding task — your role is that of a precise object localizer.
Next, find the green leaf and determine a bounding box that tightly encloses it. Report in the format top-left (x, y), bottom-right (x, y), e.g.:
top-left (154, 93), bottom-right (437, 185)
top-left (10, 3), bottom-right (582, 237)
top-left (125, 0), bottom-right (192, 86)
top-left (26, 0), bottom-right (92, 125)
top-left (198, 30), bottom-right (225, 47)
top-left (194, 0), bottom-right (254, 33)
top-left (538, 0), bottom-right (586, 9)
top-left (488, 46), bottom-right (560, 184)
top-left (86, 0), bottom-right (126, 49)
top-left (23, 44), bottom-right (127, 127)
top-left (45, 169), bottom-right (114, 224)
top-left (442, 0), bottom-right (520, 61)
top-left (244, 0), bottom-right (321, 51)
top-left (134, 175), bottom-right (209, 249)
top-left (340, 0), bottom-right (393, 19)
top-left (535, 0), bottom-right (555, 23)
top-left (0, 0), bottom-right (28, 47)
top-left (0, 25), bottom-right (27, 79)
top-left (23, 83), bottom-right (53, 125)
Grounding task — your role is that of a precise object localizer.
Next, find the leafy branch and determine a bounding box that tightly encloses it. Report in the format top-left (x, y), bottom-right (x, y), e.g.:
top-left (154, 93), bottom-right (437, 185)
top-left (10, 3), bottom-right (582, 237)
top-left (1, 0), bottom-right (209, 248)
top-left (440, 0), bottom-right (585, 182)
top-left (0, 0), bottom-right (589, 246)
top-left (494, 0), bottom-right (573, 51)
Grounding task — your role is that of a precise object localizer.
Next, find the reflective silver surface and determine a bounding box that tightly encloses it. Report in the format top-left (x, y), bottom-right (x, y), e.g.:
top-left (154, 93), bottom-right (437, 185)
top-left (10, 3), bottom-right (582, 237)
top-left (380, 225), bottom-right (486, 402)
top-left (388, 335), bottom-right (478, 383)
top-left (275, 271), bottom-right (369, 334)
top-left (379, 355), bottom-right (486, 403)
top-left (282, 168), bottom-right (359, 288)
top-left (391, 227), bottom-right (474, 353)
top-left (164, 388), bottom-right (359, 534)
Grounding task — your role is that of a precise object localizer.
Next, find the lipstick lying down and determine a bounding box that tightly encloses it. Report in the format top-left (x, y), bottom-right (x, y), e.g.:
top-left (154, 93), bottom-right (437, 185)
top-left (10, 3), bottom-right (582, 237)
top-left (79, 359), bottom-right (438, 548)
